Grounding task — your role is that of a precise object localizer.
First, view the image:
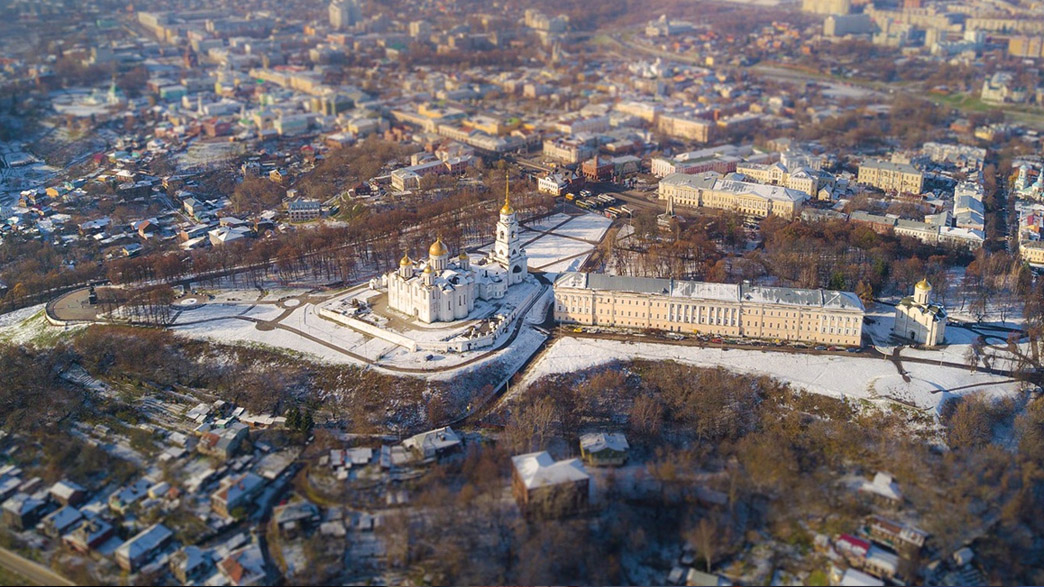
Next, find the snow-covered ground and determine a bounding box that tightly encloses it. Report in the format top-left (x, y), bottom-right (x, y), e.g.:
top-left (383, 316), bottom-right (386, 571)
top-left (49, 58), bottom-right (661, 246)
top-left (525, 234), bottom-right (598, 270)
top-left (551, 213), bottom-right (613, 242)
top-left (517, 336), bottom-right (1024, 413)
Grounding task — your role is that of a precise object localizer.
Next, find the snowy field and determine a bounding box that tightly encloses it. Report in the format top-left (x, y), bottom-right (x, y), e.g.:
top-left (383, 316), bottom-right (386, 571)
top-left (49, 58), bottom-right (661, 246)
top-left (517, 336), bottom-right (1024, 413)
top-left (171, 311), bottom-right (362, 366)
top-left (514, 212), bottom-right (612, 273)
top-left (551, 213), bottom-right (613, 242)
top-left (524, 235), bottom-right (598, 270)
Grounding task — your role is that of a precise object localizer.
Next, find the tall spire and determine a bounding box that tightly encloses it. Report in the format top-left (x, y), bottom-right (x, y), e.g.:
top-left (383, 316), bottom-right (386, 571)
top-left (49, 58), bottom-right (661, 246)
top-left (500, 174), bottom-right (513, 215)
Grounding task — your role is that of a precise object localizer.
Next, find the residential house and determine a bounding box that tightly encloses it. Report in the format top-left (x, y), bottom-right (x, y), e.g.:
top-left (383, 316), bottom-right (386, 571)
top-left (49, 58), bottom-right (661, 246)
top-left (41, 506), bottom-right (84, 538)
top-left (273, 501), bottom-right (320, 538)
top-left (217, 540), bottom-right (268, 586)
top-left (401, 426), bottom-right (462, 461)
top-left (579, 432), bottom-right (629, 466)
top-left (1, 493), bottom-right (46, 530)
top-left (511, 451), bottom-right (590, 516)
top-left (108, 478), bottom-right (152, 515)
top-left (63, 517), bottom-right (114, 554)
top-left (115, 523), bottom-right (173, 572)
top-left (49, 480), bottom-right (86, 506)
top-left (211, 472), bottom-right (265, 518)
top-left (198, 422), bottom-right (250, 459)
top-left (170, 545), bottom-right (213, 584)
top-left (867, 515), bottom-right (928, 554)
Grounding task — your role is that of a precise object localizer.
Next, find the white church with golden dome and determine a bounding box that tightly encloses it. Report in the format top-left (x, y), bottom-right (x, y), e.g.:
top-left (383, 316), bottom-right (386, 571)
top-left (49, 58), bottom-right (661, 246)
top-left (381, 185), bottom-right (528, 323)
top-left (893, 278), bottom-right (946, 347)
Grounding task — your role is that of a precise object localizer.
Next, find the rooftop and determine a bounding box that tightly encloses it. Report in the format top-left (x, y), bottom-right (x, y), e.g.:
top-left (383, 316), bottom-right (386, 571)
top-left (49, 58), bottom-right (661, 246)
top-left (555, 273), bottom-right (864, 311)
top-left (512, 451), bottom-right (589, 490)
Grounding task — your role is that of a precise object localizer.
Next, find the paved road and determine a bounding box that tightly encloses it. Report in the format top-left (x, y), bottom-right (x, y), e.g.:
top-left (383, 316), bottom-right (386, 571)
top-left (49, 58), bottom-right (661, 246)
top-left (0, 547), bottom-right (75, 586)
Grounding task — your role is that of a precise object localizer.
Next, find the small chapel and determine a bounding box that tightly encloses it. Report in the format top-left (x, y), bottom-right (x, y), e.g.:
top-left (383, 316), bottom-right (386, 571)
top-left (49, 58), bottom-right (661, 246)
top-left (893, 278), bottom-right (947, 347)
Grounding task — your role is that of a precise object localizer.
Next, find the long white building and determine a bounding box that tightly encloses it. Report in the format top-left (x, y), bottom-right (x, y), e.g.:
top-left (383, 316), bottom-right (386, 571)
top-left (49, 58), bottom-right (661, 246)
top-left (554, 273), bottom-right (864, 346)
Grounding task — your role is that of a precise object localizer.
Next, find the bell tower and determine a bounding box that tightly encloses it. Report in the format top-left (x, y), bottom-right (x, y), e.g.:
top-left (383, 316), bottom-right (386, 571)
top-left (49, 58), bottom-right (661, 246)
top-left (492, 176), bottom-right (528, 285)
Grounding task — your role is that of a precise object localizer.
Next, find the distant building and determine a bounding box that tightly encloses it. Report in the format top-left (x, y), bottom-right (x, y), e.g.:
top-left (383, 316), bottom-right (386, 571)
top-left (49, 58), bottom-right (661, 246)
top-left (825, 14), bottom-right (875, 37)
top-left (645, 15), bottom-right (695, 37)
top-left (802, 0), bottom-right (851, 15)
top-left (659, 173), bottom-right (808, 219)
top-left (217, 540), bottom-right (268, 586)
top-left (893, 279), bottom-right (946, 347)
top-left (656, 114), bottom-right (715, 143)
top-left (511, 451), bottom-right (590, 516)
top-left (329, 0), bottom-right (361, 30)
top-left (1020, 241), bottom-right (1044, 266)
top-left (857, 159), bottom-right (924, 194)
top-left (537, 171), bottom-right (578, 196)
top-left (543, 137), bottom-right (598, 165)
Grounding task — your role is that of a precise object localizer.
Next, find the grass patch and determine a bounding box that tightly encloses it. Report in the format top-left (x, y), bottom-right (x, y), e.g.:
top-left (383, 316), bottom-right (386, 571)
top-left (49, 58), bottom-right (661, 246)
top-left (0, 565), bottom-right (29, 586)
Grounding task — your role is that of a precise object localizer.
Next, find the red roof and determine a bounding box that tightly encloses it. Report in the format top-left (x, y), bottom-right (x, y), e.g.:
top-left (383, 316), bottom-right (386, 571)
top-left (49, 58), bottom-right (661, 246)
top-left (837, 534), bottom-right (870, 555)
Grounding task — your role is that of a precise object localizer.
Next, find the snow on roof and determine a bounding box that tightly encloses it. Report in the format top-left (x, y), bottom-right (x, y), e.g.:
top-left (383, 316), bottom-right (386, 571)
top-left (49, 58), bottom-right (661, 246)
top-left (579, 432), bottom-right (629, 454)
top-left (860, 471), bottom-right (902, 501)
top-left (556, 273), bottom-right (864, 311)
top-left (839, 568), bottom-right (884, 587)
top-left (43, 505), bottom-right (83, 531)
top-left (712, 178), bottom-right (809, 202)
top-left (115, 523), bottom-right (172, 562)
top-left (49, 480), bottom-right (85, 501)
top-left (2, 492), bottom-right (44, 515)
top-left (512, 451), bottom-right (589, 490)
top-left (402, 426), bottom-right (461, 456)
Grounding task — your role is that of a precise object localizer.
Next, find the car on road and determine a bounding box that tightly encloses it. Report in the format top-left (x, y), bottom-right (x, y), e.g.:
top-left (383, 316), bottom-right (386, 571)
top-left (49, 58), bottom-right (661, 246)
top-left (814, 345), bottom-right (827, 351)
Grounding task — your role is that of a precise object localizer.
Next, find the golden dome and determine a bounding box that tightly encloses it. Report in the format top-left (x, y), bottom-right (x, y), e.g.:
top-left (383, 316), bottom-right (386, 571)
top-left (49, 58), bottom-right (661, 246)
top-left (500, 200), bottom-right (514, 215)
top-left (459, 251), bottom-right (468, 260)
top-left (399, 253), bottom-right (411, 266)
top-left (915, 278), bottom-right (931, 291)
top-left (423, 264), bottom-right (433, 274)
top-left (428, 237), bottom-right (448, 257)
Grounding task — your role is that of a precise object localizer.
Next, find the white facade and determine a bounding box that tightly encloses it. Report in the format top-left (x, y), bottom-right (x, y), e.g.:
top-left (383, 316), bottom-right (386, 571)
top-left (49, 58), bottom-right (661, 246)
top-left (893, 279), bottom-right (946, 347)
top-left (382, 192), bottom-right (528, 323)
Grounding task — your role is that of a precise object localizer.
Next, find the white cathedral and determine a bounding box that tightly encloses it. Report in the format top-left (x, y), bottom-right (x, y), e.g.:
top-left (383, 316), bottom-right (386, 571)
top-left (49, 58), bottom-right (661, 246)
top-left (380, 187), bottom-right (529, 323)
top-left (893, 278), bottom-right (947, 347)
